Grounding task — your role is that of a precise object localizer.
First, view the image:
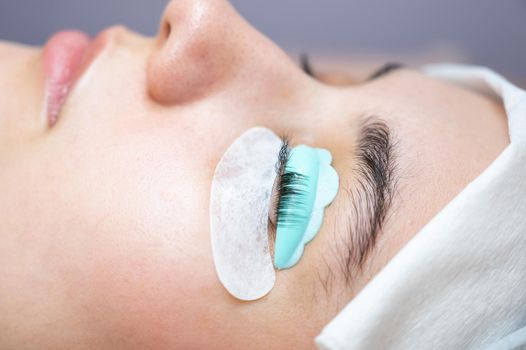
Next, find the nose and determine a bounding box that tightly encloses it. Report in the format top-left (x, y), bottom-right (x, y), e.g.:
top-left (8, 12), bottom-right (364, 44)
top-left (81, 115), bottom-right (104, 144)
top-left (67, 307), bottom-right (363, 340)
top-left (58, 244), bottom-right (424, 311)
top-left (147, 0), bottom-right (245, 105)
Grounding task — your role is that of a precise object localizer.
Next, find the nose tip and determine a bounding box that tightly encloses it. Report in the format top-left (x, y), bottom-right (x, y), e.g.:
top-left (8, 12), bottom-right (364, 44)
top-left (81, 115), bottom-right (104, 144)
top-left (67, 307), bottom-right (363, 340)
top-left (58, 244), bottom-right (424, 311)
top-left (147, 0), bottom-right (241, 105)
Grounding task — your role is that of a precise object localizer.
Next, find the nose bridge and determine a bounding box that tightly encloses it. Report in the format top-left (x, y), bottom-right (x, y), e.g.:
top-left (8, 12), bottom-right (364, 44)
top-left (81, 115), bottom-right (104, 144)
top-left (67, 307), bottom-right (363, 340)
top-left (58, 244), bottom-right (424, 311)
top-left (147, 0), bottom-right (245, 105)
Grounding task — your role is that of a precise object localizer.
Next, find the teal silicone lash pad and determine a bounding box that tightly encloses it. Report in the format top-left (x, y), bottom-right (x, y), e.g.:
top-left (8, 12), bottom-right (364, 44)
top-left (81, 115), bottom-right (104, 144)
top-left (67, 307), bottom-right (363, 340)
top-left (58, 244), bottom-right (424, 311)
top-left (274, 145), bottom-right (339, 270)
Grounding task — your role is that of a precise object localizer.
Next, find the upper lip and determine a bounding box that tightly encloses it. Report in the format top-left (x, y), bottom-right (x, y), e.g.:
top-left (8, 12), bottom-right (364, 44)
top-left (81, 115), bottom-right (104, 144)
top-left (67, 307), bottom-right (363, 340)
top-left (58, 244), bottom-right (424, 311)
top-left (42, 28), bottom-right (113, 127)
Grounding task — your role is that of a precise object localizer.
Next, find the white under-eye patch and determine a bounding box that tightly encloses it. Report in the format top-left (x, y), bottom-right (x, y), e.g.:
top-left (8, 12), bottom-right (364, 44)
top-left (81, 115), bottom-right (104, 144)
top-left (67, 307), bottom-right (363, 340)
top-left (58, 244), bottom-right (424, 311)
top-left (209, 127), bottom-right (281, 301)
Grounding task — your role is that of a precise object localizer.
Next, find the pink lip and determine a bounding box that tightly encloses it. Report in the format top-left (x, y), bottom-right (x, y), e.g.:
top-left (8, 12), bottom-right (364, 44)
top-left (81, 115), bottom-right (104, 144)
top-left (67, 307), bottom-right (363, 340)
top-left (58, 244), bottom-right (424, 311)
top-left (43, 29), bottom-right (108, 127)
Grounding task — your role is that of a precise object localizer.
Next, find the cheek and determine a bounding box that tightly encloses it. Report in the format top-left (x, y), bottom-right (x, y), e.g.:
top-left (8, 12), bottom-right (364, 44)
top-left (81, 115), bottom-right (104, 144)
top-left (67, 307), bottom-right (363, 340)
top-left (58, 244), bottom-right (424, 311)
top-left (80, 224), bottom-right (222, 349)
top-left (5, 131), bottom-right (227, 348)
top-left (60, 144), bottom-right (227, 348)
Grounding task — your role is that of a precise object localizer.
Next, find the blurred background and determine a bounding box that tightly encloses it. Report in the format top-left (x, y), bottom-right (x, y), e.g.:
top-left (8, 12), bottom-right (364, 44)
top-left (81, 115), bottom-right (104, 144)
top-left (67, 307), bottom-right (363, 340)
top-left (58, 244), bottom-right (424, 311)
top-left (1, 0), bottom-right (525, 83)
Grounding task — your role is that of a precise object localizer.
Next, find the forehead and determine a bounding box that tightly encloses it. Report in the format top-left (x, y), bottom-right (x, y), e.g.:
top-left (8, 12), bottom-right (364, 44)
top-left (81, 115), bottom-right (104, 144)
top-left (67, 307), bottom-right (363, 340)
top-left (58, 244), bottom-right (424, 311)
top-left (350, 69), bottom-right (509, 278)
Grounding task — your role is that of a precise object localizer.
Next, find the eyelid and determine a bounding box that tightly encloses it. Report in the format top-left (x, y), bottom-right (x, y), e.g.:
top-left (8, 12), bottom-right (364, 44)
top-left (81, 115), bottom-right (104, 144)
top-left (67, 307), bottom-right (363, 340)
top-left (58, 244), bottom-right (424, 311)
top-left (267, 137), bottom-right (291, 255)
top-left (269, 137), bottom-right (291, 227)
top-left (299, 57), bottom-right (404, 84)
top-left (368, 62), bottom-right (404, 80)
top-left (300, 53), bottom-right (316, 78)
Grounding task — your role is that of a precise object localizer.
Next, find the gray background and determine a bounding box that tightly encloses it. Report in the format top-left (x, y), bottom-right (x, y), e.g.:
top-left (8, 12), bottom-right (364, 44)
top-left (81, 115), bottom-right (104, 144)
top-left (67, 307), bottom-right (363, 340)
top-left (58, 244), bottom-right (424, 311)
top-left (1, 0), bottom-right (524, 78)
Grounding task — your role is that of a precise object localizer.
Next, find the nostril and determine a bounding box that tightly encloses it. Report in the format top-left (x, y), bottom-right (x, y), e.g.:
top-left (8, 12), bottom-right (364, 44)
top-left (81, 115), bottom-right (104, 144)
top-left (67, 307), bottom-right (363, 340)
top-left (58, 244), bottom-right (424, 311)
top-left (159, 21), bottom-right (172, 46)
top-left (164, 22), bottom-right (172, 39)
top-left (149, 0), bottom-right (241, 105)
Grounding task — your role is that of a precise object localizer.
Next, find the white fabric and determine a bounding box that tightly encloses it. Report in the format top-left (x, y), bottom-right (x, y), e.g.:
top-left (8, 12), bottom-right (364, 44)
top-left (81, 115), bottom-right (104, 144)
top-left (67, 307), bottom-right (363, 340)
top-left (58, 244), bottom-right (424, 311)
top-left (210, 127), bottom-right (280, 301)
top-left (316, 64), bottom-right (526, 350)
top-left (484, 325), bottom-right (526, 350)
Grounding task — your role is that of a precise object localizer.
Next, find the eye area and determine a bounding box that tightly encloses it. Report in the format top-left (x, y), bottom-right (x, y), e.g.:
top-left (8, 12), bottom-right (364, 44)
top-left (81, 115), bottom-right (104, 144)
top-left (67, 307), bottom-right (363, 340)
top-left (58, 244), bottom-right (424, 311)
top-left (300, 53), bottom-right (315, 77)
top-left (268, 137), bottom-right (291, 228)
top-left (268, 138), bottom-right (314, 233)
top-left (298, 55), bottom-right (404, 83)
top-left (368, 62), bottom-right (405, 80)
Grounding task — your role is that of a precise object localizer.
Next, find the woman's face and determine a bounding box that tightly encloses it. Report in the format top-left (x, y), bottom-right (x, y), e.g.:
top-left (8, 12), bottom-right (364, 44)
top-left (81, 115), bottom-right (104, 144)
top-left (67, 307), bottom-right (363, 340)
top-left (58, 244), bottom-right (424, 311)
top-left (0, 0), bottom-right (509, 348)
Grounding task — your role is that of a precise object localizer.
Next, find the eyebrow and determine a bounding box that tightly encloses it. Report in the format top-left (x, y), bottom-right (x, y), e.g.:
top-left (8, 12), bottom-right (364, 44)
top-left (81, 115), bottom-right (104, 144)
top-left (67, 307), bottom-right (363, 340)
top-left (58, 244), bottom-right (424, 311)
top-left (324, 116), bottom-right (399, 289)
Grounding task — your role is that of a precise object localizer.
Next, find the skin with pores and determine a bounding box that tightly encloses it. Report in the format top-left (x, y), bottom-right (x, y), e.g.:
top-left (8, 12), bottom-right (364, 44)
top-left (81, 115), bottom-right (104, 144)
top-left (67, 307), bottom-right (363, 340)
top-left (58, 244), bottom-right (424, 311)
top-left (0, 0), bottom-right (509, 349)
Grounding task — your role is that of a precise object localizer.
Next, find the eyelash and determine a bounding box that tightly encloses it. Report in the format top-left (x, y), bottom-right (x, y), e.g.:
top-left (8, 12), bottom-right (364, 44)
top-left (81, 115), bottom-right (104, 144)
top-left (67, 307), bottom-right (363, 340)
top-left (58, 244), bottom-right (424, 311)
top-left (301, 56), bottom-right (404, 81)
top-left (300, 53), bottom-right (315, 77)
top-left (273, 139), bottom-right (311, 227)
top-left (368, 62), bottom-right (404, 80)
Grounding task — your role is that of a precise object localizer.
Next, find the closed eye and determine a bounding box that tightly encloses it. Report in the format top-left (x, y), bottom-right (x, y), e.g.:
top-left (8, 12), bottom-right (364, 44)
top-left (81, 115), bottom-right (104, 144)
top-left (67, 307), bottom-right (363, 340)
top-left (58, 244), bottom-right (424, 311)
top-left (300, 53), bottom-right (315, 77)
top-left (368, 62), bottom-right (404, 80)
top-left (299, 55), bottom-right (404, 83)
